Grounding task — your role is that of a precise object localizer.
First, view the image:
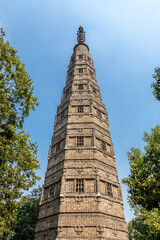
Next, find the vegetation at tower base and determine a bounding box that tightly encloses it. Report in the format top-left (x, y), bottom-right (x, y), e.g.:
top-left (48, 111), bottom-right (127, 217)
top-left (128, 208), bottom-right (160, 240)
top-left (151, 67), bottom-right (160, 101)
top-left (0, 28), bottom-right (40, 239)
top-left (11, 186), bottom-right (41, 240)
top-left (122, 126), bottom-right (160, 240)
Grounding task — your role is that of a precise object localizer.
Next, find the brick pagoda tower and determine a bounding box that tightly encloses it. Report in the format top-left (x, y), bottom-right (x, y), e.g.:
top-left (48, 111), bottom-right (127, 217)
top-left (35, 26), bottom-right (129, 240)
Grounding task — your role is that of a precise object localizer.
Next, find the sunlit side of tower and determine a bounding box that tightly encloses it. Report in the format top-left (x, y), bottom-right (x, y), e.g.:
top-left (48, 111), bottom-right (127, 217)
top-left (35, 26), bottom-right (129, 240)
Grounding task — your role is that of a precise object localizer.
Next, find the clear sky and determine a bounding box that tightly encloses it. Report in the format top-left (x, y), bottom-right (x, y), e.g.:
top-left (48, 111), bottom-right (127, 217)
top-left (1, 0), bottom-right (160, 222)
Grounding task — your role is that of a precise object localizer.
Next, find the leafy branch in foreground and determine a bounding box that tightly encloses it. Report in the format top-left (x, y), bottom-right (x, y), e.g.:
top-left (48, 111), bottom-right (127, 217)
top-left (0, 28), bottom-right (40, 239)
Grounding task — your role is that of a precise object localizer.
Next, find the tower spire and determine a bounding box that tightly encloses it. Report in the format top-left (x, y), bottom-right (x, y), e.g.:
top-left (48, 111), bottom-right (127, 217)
top-left (77, 25), bottom-right (85, 44)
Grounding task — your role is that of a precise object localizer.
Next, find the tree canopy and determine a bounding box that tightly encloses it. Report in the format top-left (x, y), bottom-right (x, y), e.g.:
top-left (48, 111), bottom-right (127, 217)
top-left (151, 67), bottom-right (160, 101)
top-left (122, 126), bottom-right (160, 239)
top-left (12, 187), bottom-right (41, 240)
top-left (128, 208), bottom-right (160, 240)
top-left (122, 126), bottom-right (160, 210)
top-left (0, 28), bottom-right (40, 239)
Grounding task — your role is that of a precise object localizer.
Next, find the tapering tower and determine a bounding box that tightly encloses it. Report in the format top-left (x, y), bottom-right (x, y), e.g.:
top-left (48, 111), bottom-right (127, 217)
top-left (35, 26), bottom-right (129, 240)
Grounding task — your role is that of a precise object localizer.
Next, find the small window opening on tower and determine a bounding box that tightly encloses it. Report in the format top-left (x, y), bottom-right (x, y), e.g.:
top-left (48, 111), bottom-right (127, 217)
top-left (89, 70), bottom-right (93, 76)
top-left (44, 187), bottom-right (49, 200)
top-left (65, 88), bottom-right (70, 95)
top-left (97, 109), bottom-right (102, 118)
top-left (61, 110), bottom-right (64, 119)
top-left (76, 179), bottom-right (84, 193)
top-left (118, 187), bottom-right (122, 198)
top-left (79, 68), bottom-right (83, 73)
top-left (78, 105), bottom-right (84, 113)
top-left (77, 136), bottom-right (84, 146)
top-left (79, 55), bottom-right (83, 59)
top-left (101, 140), bottom-right (106, 151)
top-left (107, 183), bottom-right (113, 197)
top-left (78, 84), bottom-right (83, 90)
top-left (56, 142), bottom-right (61, 153)
top-left (88, 56), bottom-right (91, 62)
top-left (93, 87), bottom-right (97, 94)
top-left (50, 183), bottom-right (56, 196)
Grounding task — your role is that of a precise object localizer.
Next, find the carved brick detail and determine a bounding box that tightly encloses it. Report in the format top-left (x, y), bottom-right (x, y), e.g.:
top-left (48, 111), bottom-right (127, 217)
top-left (59, 194), bottom-right (64, 202)
top-left (108, 199), bottom-right (114, 207)
top-left (63, 167), bottom-right (67, 174)
top-left (95, 194), bottom-right (101, 203)
top-left (77, 148), bottom-right (83, 153)
top-left (93, 167), bottom-right (98, 173)
top-left (106, 173), bottom-right (110, 178)
top-left (76, 166), bottom-right (83, 174)
top-left (96, 226), bottom-right (104, 235)
top-left (92, 147), bottom-right (97, 152)
top-left (75, 196), bottom-right (83, 203)
top-left (42, 230), bottom-right (47, 238)
top-left (56, 226), bottom-right (62, 234)
top-left (112, 229), bottom-right (118, 236)
top-left (74, 226), bottom-right (84, 235)
top-left (77, 128), bottom-right (83, 132)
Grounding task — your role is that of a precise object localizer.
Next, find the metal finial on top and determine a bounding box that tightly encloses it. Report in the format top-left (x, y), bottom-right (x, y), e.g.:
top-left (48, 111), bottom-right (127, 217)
top-left (77, 25), bottom-right (85, 44)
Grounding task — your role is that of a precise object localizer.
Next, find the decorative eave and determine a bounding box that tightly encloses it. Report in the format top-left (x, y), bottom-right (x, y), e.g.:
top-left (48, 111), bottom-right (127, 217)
top-left (73, 43), bottom-right (89, 51)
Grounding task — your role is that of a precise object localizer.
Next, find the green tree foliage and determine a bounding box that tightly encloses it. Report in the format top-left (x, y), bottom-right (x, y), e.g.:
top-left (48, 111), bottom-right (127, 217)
top-left (122, 126), bottom-right (160, 239)
top-left (0, 28), bottom-right (40, 239)
top-left (123, 126), bottom-right (160, 210)
top-left (151, 67), bottom-right (160, 101)
top-left (12, 186), bottom-right (41, 240)
top-left (128, 208), bottom-right (160, 240)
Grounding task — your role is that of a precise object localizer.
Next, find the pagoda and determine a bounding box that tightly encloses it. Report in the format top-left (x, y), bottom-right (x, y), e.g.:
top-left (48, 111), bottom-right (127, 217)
top-left (35, 26), bottom-right (129, 240)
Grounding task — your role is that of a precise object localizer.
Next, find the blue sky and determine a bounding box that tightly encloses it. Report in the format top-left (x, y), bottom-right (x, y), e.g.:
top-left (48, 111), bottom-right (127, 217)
top-left (1, 0), bottom-right (160, 222)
